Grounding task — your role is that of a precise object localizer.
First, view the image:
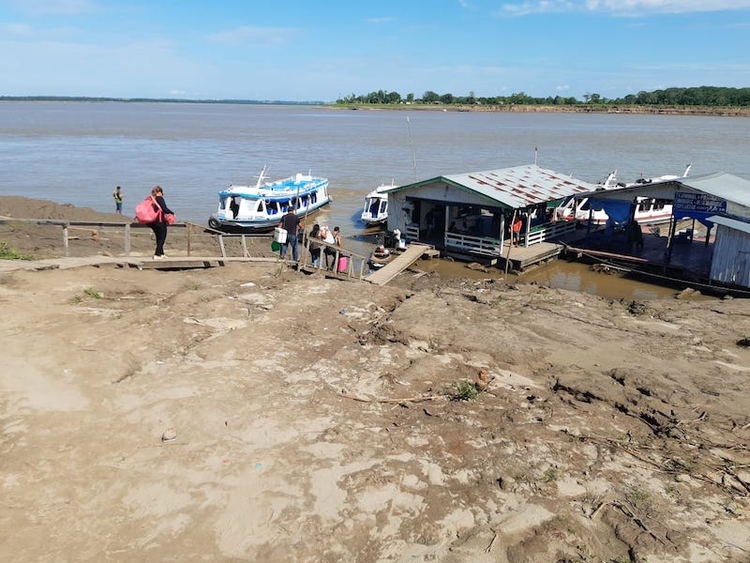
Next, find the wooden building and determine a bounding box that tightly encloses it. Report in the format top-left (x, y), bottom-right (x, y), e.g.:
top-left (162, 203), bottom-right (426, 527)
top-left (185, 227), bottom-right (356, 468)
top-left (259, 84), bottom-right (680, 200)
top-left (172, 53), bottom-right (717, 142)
top-left (580, 172), bottom-right (750, 290)
top-left (384, 164), bottom-right (598, 263)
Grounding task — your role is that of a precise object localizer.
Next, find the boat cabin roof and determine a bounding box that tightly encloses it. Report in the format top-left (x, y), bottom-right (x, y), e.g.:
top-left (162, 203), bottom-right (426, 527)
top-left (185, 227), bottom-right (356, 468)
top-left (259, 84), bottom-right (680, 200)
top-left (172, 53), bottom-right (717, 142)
top-left (219, 175), bottom-right (327, 199)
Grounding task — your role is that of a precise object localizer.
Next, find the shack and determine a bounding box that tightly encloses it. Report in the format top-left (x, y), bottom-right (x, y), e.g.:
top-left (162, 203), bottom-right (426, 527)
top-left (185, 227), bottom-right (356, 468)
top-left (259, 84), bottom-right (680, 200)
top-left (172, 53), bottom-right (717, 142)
top-left (384, 164), bottom-right (598, 263)
top-left (579, 172), bottom-right (750, 290)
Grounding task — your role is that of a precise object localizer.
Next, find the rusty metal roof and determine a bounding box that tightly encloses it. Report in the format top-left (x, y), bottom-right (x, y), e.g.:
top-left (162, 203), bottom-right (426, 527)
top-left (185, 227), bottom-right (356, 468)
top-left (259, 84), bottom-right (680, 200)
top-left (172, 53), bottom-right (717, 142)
top-left (389, 164), bottom-right (598, 209)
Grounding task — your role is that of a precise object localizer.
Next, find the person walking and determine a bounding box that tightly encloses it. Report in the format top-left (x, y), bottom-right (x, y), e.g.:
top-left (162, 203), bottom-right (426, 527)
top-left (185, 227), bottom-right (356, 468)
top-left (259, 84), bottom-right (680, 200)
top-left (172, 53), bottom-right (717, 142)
top-left (148, 186), bottom-right (174, 260)
top-left (278, 202), bottom-right (301, 261)
top-left (113, 186), bottom-right (124, 214)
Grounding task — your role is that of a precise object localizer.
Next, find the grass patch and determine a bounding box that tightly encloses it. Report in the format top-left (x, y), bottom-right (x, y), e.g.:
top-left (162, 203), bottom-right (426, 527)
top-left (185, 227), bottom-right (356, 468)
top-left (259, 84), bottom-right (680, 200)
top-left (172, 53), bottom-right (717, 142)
top-left (624, 486), bottom-right (653, 515)
top-left (0, 241), bottom-right (32, 260)
top-left (450, 379), bottom-right (480, 401)
top-left (83, 287), bottom-right (102, 299)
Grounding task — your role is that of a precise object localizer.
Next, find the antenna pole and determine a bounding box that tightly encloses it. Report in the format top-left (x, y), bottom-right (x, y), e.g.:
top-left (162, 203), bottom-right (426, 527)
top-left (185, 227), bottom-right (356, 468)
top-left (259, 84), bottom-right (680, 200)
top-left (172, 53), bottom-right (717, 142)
top-left (407, 116), bottom-right (417, 181)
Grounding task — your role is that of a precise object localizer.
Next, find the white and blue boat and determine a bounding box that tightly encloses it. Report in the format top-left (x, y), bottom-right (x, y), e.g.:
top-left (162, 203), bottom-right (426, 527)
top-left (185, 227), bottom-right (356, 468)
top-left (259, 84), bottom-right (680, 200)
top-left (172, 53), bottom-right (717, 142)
top-left (208, 166), bottom-right (331, 232)
top-left (360, 181), bottom-right (395, 226)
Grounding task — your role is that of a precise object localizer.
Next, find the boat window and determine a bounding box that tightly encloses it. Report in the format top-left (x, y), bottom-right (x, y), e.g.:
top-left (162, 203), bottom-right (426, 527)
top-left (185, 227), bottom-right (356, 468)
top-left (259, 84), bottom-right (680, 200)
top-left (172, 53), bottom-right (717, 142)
top-left (653, 199), bottom-right (666, 210)
top-left (266, 200), bottom-right (278, 215)
top-left (311, 192), bottom-right (317, 204)
top-left (379, 200), bottom-right (387, 213)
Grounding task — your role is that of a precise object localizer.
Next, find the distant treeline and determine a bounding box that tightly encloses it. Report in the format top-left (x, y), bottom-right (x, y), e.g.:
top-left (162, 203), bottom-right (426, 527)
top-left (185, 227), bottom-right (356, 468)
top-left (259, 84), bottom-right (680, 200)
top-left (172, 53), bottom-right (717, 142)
top-left (0, 96), bottom-right (323, 105)
top-left (336, 86), bottom-right (750, 107)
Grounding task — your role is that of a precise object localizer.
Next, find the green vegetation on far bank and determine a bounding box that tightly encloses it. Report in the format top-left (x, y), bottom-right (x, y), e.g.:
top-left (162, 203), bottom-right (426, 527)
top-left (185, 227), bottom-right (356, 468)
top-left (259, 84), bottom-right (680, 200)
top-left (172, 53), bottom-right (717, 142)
top-left (336, 86), bottom-right (750, 109)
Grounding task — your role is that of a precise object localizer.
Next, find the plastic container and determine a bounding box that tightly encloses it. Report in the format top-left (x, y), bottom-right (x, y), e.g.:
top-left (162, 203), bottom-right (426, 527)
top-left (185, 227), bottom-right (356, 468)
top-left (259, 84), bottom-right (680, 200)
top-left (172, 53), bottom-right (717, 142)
top-left (273, 227), bottom-right (287, 243)
top-left (337, 255), bottom-right (349, 273)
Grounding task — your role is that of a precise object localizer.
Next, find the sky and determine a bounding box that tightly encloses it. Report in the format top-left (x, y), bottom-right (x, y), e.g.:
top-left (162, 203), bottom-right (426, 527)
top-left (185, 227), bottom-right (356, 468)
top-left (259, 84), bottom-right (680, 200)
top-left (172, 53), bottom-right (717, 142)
top-left (1, 0), bottom-right (749, 102)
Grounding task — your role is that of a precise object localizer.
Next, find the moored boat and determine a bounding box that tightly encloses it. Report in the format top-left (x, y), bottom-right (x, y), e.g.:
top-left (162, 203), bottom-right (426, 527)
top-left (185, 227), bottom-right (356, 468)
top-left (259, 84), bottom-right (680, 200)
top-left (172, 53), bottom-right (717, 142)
top-left (554, 165), bottom-right (691, 226)
top-left (208, 167), bottom-right (331, 232)
top-left (360, 181), bottom-right (395, 226)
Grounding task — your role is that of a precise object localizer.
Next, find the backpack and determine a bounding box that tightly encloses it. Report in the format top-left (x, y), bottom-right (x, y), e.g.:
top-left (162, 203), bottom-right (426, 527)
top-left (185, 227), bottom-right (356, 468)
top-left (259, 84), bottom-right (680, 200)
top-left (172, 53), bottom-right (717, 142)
top-left (135, 196), bottom-right (161, 224)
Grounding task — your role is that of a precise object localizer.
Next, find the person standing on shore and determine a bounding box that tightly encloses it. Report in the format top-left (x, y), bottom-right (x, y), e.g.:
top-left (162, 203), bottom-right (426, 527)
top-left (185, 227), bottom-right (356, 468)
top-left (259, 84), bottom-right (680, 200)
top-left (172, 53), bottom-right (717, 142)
top-left (113, 186), bottom-right (123, 214)
top-left (149, 186), bottom-right (174, 260)
top-left (278, 202), bottom-right (301, 261)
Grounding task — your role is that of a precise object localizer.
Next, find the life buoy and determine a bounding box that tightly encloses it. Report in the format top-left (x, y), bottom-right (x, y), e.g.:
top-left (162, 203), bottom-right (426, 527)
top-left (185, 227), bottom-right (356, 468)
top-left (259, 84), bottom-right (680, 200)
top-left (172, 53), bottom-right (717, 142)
top-left (208, 217), bottom-right (222, 230)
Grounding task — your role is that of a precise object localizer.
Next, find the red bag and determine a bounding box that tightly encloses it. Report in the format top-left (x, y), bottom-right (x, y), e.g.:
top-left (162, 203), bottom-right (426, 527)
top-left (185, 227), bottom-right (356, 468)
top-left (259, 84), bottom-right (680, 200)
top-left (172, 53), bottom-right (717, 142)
top-left (165, 213), bottom-right (176, 225)
top-left (135, 196), bottom-right (161, 224)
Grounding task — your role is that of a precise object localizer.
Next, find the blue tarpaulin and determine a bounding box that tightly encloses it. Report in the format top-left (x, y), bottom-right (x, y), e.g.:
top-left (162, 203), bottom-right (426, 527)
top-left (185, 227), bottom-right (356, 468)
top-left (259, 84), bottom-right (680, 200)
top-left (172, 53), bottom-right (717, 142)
top-left (589, 199), bottom-right (633, 226)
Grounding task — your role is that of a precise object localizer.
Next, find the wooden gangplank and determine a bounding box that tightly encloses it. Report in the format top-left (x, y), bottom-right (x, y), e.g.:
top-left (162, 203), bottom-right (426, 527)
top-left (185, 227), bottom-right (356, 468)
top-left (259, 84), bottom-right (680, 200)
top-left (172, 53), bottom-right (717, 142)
top-left (364, 243), bottom-right (434, 286)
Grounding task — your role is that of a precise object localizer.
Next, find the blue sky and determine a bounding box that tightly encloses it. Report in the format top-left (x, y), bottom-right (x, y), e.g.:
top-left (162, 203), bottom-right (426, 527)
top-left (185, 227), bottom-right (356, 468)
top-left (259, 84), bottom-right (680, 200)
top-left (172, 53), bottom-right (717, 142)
top-left (1, 0), bottom-right (749, 102)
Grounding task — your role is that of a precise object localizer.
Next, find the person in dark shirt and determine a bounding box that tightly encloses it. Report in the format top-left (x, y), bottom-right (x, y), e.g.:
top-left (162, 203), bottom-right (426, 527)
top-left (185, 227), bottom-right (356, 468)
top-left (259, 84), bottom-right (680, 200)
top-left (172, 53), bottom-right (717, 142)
top-left (149, 185), bottom-right (174, 259)
top-left (278, 202), bottom-right (301, 261)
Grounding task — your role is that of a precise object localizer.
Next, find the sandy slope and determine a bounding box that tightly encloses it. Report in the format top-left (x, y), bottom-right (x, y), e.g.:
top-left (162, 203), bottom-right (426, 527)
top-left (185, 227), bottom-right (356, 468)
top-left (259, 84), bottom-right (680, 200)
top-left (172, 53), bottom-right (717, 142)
top-left (1, 197), bottom-right (749, 562)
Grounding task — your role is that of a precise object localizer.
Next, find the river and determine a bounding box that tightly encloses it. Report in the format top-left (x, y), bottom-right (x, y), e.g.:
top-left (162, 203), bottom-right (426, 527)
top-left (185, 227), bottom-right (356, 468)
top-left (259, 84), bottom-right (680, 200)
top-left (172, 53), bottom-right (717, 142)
top-left (1, 101), bottom-right (746, 298)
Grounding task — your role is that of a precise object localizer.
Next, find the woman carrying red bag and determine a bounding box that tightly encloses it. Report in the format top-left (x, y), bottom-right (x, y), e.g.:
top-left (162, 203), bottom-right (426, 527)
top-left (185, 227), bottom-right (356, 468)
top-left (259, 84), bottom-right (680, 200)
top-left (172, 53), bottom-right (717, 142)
top-left (149, 186), bottom-right (175, 260)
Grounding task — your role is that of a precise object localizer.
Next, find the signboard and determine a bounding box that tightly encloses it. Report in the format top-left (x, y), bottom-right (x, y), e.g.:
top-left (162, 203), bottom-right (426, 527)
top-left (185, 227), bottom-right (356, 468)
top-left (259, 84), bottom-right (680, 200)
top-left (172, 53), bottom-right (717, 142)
top-left (673, 191), bottom-right (726, 221)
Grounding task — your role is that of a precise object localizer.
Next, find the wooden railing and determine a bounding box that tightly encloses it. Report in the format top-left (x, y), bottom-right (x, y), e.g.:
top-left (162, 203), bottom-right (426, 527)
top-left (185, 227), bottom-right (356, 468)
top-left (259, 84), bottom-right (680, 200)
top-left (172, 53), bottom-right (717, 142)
top-left (297, 235), bottom-right (370, 280)
top-left (445, 232), bottom-right (503, 255)
top-left (0, 218), bottom-right (221, 257)
top-left (522, 219), bottom-right (578, 246)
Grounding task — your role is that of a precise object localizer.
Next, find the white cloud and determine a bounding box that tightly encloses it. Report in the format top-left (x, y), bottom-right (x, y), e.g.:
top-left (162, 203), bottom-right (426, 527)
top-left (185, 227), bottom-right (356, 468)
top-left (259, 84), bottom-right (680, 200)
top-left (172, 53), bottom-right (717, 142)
top-left (498, 0), bottom-right (750, 16)
top-left (7, 0), bottom-right (101, 16)
top-left (207, 26), bottom-right (300, 47)
top-left (365, 17), bottom-right (396, 24)
top-left (0, 22), bottom-right (35, 37)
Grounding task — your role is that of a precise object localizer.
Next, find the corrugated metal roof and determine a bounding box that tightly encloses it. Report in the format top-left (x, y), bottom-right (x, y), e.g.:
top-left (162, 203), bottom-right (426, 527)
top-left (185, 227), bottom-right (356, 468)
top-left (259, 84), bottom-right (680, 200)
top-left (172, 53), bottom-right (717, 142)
top-left (707, 214), bottom-right (750, 235)
top-left (679, 172), bottom-right (750, 208)
top-left (390, 164), bottom-right (597, 208)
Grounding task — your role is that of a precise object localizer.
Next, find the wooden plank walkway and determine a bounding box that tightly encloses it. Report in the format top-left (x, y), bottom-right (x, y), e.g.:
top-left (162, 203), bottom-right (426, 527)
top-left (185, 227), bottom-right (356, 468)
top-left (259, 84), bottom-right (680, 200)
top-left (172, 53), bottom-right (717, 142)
top-left (0, 255), bottom-right (283, 273)
top-left (363, 243), bottom-right (435, 286)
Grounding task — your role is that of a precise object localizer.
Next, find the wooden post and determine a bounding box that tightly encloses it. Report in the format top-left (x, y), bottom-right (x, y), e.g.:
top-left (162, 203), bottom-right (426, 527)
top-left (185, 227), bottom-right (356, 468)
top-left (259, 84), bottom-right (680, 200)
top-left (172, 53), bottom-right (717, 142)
top-left (63, 223), bottom-right (70, 257)
top-left (663, 217), bottom-right (677, 273)
top-left (125, 223), bottom-right (131, 256)
top-left (504, 210), bottom-right (517, 275)
top-left (218, 235), bottom-right (226, 258)
top-left (187, 222), bottom-right (192, 256)
top-left (240, 234), bottom-right (248, 257)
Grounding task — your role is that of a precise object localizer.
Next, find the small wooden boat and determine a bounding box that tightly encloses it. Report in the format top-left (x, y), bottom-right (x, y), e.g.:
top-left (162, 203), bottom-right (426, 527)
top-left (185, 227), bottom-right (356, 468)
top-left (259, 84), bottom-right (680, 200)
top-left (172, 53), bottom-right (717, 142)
top-left (367, 245), bottom-right (393, 270)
